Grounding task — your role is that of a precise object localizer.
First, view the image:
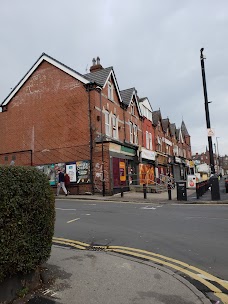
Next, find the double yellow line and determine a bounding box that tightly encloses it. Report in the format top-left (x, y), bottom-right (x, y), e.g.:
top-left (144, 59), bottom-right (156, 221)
top-left (53, 237), bottom-right (228, 303)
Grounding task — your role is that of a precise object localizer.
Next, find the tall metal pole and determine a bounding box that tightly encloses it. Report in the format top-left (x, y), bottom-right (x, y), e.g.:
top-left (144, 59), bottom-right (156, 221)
top-left (200, 48), bottom-right (215, 174)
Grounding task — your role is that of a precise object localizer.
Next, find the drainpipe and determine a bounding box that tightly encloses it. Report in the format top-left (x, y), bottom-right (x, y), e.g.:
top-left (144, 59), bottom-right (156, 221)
top-left (85, 83), bottom-right (94, 194)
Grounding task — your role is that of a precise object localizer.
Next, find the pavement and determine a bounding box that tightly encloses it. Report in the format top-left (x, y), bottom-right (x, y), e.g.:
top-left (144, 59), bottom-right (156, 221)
top-left (25, 182), bottom-right (227, 304)
top-left (29, 245), bottom-right (212, 304)
top-left (56, 182), bottom-right (228, 205)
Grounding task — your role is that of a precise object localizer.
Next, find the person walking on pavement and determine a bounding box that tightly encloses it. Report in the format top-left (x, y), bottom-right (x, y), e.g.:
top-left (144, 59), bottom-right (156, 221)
top-left (56, 169), bottom-right (68, 196)
top-left (64, 173), bottom-right (70, 194)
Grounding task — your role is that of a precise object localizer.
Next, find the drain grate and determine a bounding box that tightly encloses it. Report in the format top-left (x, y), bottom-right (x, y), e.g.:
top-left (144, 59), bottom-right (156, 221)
top-left (87, 245), bottom-right (107, 251)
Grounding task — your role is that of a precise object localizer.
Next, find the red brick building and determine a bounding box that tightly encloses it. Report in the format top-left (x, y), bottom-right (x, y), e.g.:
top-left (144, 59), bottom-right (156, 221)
top-left (0, 54), bottom-right (143, 195)
top-left (0, 53), bottom-right (193, 193)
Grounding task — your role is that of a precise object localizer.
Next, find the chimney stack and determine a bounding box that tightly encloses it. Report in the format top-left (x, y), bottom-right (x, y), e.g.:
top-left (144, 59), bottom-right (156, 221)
top-left (90, 56), bottom-right (103, 72)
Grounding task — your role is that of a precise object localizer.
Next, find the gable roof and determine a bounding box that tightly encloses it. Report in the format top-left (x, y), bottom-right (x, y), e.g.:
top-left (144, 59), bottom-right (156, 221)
top-left (120, 88), bottom-right (134, 106)
top-left (120, 87), bottom-right (142, 116)
top-left (152, 110), bottom-right (162, 126)
top-left (181, 120), bottom-right (190, 136)
top-left (162, 118), bottom-right (169, 132)
top-left (170, 123), bottom-right (176, 137)
top-left (84, 67), bottom-right (113, 87)
top-left (138, 97), bottom-right (153, 111)
top-left (84, 66), bottom-right (123, 104)
top-left (1, 53), bottom-right (89, 107)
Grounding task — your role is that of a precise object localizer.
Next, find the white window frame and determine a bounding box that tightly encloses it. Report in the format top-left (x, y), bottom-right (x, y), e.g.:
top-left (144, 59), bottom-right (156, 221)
top-left (129, 122), bottom-right (133, 143)
top-left (112, 115), bottom-right (118, 139)
top-left (105, 111), bottom-right (110, 136)
top-left (133, 124), bottom-right (138, 144)
top-left (108, 81), bottom-right (113, 101)
top-left (146, 131), bottom-right (149, 149)
top-left (149, 133), bottom-right (152, 150)
top-left (131, 101), bottom-right (135, 116)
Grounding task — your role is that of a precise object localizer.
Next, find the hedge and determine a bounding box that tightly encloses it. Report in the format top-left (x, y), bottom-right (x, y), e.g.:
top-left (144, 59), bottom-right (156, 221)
top-left (0, 166), bottom-right (55, 282)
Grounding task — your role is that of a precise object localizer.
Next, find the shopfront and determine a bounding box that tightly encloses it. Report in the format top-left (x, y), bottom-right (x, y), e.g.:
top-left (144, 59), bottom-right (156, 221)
top-left (139, 148), bottom-right (156, 185)
top-left (110, 143), bottom-right (138, 194)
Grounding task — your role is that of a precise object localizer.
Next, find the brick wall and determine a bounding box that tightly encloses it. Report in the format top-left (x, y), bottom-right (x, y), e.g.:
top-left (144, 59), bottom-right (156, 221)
top-left (0, 61), bottom-right (90, 166)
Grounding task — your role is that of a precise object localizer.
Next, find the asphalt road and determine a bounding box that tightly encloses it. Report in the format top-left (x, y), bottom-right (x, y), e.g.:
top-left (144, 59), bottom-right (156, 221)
top-left (54, 199), bottom-right (228, 281)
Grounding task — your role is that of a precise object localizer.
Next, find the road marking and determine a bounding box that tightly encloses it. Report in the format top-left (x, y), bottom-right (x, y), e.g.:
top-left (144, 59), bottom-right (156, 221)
top-left (67, 218), bottom-right (80, 223)
top-left (53, 237), bottom-right (89, 248)
top-left (56, 208), bottom-right (76, 211)
top-left (141, 206), bottom-right (157, 210)
top-left (52, 237), bottom-right (228, 303)
top-left (185, 216), bottom-right (228, 221)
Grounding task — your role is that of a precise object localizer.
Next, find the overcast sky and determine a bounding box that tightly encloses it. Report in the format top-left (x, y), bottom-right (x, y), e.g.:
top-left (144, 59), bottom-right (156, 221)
top-left (1, 0), bottom-right (228, 155)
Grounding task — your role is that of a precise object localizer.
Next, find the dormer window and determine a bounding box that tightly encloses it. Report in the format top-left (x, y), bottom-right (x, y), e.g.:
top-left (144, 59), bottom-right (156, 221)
top-left (108, 81), bottom-right (113, 101)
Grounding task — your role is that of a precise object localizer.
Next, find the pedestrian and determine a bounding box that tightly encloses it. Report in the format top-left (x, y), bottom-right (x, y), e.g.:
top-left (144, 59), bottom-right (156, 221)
top-left (56, 169), bottom-right (68, 196)
top-left (64, 172), bottom-right (70, 194)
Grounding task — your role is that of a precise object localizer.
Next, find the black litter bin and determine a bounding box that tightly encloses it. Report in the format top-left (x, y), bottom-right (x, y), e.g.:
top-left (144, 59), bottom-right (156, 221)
top-left (176, 181), bottom-right (187, 201)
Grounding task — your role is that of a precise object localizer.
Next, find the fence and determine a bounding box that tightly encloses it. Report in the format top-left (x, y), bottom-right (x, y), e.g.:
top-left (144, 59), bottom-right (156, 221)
top-left (196, 180), bottom-right (210, 199)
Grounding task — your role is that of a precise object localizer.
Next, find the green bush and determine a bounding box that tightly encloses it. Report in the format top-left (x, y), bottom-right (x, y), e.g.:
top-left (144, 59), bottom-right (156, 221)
top-left (0, 166), bottom-right (55, 282)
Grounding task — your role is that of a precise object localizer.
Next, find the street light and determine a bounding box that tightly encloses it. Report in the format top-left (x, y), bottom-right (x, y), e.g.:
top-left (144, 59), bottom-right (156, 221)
top-left (200, 48), bottom-right (220, 200)
top-left (200, 48), bottom-right (215, 174)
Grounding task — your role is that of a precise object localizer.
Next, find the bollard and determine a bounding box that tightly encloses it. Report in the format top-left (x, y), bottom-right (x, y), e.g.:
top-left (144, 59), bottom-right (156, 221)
top-left (168, 185), bottom-right (172, 200)
top-left (121, 186), bottom-right (124, 197)
top-left (143, 184), bottom-right (147, 199)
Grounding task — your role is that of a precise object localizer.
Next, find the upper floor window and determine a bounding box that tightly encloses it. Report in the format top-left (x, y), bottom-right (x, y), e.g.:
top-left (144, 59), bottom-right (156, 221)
top-left (131, 102), bottom-right (135, 116)
top-left (133, 124), bottom-right (138, 144)
top-left (105, 111), bottom-right (110, 136)
top-left (108, 82), bottom-right (113, 101)
top-left (146, 131), bottom-right (149, 149)
top-left (112, 115), bottom-right (118, 139)
top-left (129, 122), bottom-right (133, 143)
top-left (149, 133), bottom-right (152, 150)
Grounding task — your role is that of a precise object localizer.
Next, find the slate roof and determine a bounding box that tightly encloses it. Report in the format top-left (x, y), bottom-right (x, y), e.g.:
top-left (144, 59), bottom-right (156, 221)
top-left (84, 67), bottom-right (113, 87)
top-left (152, 110), bottom-right (162, 126)
top-left (120, 88), bottom-right (135, 106)
top-left (176, 128), bottom-right (180, 139)
top-left (162, 118), bottom-right (169, 132)
top-left (170, 123), bottom-right (176, 137)
top-left (181, 120), bottom-right (189, 136)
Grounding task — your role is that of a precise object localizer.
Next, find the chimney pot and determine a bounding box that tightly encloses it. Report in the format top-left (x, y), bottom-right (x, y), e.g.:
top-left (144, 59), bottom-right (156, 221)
top-left (97, 56), bottom-right (100, 65)
top-left (92, 58), bottom-right (96, 66)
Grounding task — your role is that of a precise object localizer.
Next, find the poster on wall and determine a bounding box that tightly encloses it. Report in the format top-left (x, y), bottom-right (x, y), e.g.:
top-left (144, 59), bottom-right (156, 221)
top-left (76, 160), bottom-right (90, 183)
top-left (66, 163), bottom-right (77, 182)
top-left (119, 161), bottom-right (126, 182)
top-left (36, 164), bottom-right (56, 185)
top-left (139, 164), bottom-right (155, 185)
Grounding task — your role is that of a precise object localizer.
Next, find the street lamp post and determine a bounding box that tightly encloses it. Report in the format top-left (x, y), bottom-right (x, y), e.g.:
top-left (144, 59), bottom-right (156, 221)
top-left (200, 48), bottom-right (220, 200)
top-left (200, 48), bottom-right (215, 174)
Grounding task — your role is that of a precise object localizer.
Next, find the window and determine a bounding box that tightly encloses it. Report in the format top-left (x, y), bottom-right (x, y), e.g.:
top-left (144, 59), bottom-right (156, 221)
top-left (105, 111), bottom-right (110, 136)
top-left (131, 102), bottom-right (135, 116)
top-left (112, 115), bottom-right (118, 139)
top-left (4, 156), bottom-right (8, 161)
top-left (129, 122), bottom-right (133, 143)
top-left (108, 82), bottom-right (113, 100)
top-left (149, 133), bottom-right (152, 150)
top-left (146, 131), bottom-right (149, 149)
top-left (133, 124), bottom-right (138, 144)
